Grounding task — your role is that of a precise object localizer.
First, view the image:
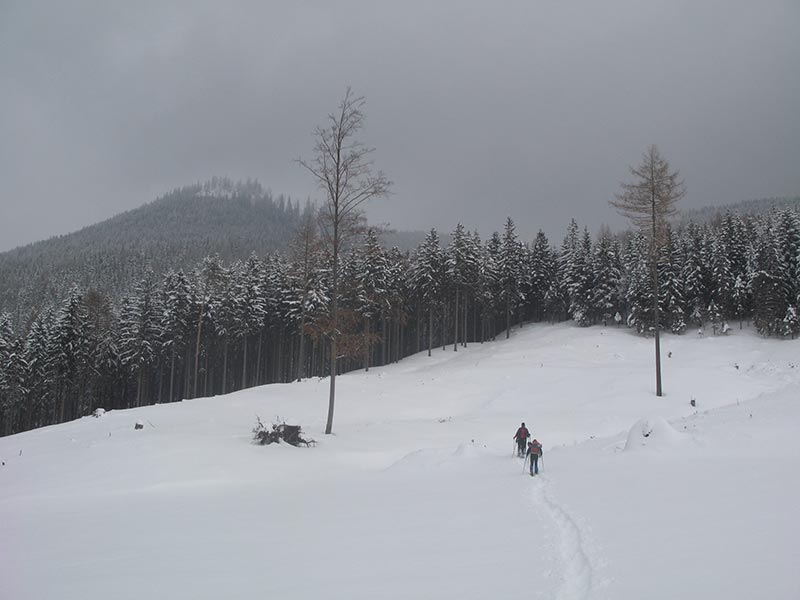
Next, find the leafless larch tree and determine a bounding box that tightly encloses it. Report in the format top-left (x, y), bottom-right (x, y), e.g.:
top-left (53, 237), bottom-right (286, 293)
top-left (610, 144), bottom-right (686, 397)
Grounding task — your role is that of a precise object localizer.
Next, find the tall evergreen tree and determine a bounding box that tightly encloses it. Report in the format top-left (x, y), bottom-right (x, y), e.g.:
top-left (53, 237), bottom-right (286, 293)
top-left (659, 228), bottom-right (686, 333)
top-left (592, 233), bottom-right (622, 325)
top-left (498, 218), bottom-right (524, 337)
top-left (410, 229), bottom-right (445, 356)
top-left (751, 226), bottom-right (787, 336)
top-left (119, 273), bottom-right (162, 407)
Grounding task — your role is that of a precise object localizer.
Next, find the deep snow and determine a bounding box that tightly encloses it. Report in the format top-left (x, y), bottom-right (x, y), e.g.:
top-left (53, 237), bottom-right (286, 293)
top-left (1, 323), bottom-right (799, 599)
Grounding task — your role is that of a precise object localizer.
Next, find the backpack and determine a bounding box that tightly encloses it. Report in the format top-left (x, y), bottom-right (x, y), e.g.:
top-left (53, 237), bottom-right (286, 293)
top-left (531, 441), bottom-right (542, 456)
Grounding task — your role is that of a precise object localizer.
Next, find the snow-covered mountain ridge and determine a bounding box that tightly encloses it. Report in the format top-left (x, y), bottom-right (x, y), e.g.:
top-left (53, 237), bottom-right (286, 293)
top-left (2, 323), bottom-right (798, 599)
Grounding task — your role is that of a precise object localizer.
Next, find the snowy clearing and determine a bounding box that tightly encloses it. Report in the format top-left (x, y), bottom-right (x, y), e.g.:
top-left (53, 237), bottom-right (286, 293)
top-left (2, 323), bottom-right (799, 599)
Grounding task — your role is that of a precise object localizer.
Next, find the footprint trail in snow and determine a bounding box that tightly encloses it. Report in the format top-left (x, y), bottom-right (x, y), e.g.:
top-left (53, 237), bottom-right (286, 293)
top-left (531, 476), bottom-right (593, 600)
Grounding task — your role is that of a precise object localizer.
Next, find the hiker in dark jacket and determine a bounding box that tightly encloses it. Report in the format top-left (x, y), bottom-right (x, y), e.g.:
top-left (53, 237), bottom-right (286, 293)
top-left (527, 439), bottom-right (542, 475)
top-left (513, 422), bottom-right (530, 457)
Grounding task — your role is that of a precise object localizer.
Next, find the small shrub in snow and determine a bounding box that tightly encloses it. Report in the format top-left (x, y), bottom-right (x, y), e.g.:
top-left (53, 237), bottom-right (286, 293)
top-left (92, 408), bottom-right (106, 418)
top-left (134, 421), bottom-right (144, 430)
top-left (252, 416), bottom-right (315, 447)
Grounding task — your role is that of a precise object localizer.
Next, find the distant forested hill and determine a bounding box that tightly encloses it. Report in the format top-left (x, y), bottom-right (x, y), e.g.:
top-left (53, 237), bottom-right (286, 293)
top-left (676, 196), bottom-right (800, 227)
top-left (0, 177), bottom-right (433, 325)
top-left (0, 178), bottom-right (307, 323)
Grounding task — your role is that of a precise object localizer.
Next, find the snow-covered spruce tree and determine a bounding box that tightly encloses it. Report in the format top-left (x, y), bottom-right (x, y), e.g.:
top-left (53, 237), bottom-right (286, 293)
top-left (119, 273), bottom-right (162, 408)
top-left (410, 229), bottom-right (445, 356)
top-left (271, 254), bottom-right (298, 383)
top-left (83, 289), bottom-right (116, 414)
top-left (0, 314), bottom-right (20, 435)
top-left (386, 246), bottom-right (411, 363)
top-left (235, 254), bottom-right (268, 389)
top-left (543, 246), bottom-right (567, 323)
top-left (498, 218), bottom-right (524, 338)
top-left (709, 235), bottom-right (734, 323)
top-left (49, 287), bottom-right (91, 422)
top-left (567, 227), bottom-right (594, 326)
top-left (292, 247), bottom-right (330, 380)
top-left (286, 214), bottom-right (328, 381)
top-left (21, 309), bottom-right (54, 430)
top-left (682, 223), bottom-right (713, 327)
top-left (191, 255), bottom-right (227, 398)
top-left (211, 263), bottom-right (240, 395)
top-left (353, 229), bottom-right (390, 369)
top-left (90, 310), bottom-right (121, 413)
top-left (592, 231), bottom-right (622, 326)
top-left (160, 270), bottom-right (194, 403)
top-left (447, 223), bottom-right (477, 351)
top-left (751, 225), bottom-right (788, 336)
top-left (528, 231), bottom-right (553, 323)
top-left (472, 232), bottom-right (496, 343)
top-left (623, 232), bottom-right (655, 334)
top-left (485, 231), bottom-right (504, 338)
top-left (462, 231), bottom-right (482, 346)
top-left (659, 227), bottom-right (686, 333)
top-left (558, 219), bottom-right (580, 321)
top-left (774, 209), bottom-right (800, 309)
top-left (298, 88), bottom-right (391, 435)
top-left (719, 211), bottom-right (750, 292)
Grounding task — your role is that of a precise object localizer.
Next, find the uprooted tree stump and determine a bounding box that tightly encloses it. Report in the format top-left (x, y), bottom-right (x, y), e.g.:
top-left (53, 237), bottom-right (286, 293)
top-left (252, 416), bottom-right (316, 447)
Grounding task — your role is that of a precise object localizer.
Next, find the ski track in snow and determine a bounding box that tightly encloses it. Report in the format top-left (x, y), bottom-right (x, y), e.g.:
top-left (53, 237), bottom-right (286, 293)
top-left (532, 476), bottom-right (593, 600)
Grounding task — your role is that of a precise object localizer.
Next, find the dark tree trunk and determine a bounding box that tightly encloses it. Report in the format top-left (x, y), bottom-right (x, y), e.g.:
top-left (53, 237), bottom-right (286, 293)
top-left (222, 339), bottom-right (229, 394)
top-left (506, 291), bottom-right (511, 339)
top-left (169, 347), bottom-right (176, 403)
top-left (241, 335), bottom-right (248, 389)
top-left (453, 287), bottom-right (459, 351)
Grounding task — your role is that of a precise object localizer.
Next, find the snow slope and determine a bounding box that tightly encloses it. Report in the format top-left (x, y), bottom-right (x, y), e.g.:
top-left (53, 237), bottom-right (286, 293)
top-left (2, 324), bottom-right (799, 599)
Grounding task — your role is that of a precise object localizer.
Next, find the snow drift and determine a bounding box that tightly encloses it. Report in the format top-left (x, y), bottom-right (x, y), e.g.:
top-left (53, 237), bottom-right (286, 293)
top-left (623, 415), bottom-right (687, 452)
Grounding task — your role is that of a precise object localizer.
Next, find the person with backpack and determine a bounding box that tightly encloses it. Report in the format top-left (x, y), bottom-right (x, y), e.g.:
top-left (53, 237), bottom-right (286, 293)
top-left (513, 422), bottom-right (530, 457)
top-left (527, 438), bottom-right (542, 475)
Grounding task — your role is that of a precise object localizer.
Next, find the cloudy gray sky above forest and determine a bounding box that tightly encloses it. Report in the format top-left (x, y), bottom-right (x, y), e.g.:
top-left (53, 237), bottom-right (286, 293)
top-left (1, 1), bottom-right (799, 251)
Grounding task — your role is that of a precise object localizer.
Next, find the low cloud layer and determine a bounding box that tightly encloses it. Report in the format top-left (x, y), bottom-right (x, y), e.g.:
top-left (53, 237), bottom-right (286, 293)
top-left (1, 1), bottom-right (798, 251)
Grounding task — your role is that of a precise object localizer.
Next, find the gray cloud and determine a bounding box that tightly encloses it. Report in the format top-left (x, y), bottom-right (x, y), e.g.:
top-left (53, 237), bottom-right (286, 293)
top-left (1, 0), bottom-right (799, 251)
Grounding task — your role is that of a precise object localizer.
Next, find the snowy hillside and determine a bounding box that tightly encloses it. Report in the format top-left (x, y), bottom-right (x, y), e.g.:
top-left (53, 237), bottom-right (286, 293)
top-left (2, 324), bottom-right (799, 600)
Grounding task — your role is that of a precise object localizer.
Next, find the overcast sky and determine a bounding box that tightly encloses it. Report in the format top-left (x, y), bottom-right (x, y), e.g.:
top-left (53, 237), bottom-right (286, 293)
top-left (1, 1), bottom-right (798, 252)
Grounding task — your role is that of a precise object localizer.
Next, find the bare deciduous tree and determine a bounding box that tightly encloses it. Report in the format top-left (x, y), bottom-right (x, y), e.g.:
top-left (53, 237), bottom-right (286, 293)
top-left (298, 88), bottom-right (391, 434)
top-left (610, 144), bottom-right (685, 396)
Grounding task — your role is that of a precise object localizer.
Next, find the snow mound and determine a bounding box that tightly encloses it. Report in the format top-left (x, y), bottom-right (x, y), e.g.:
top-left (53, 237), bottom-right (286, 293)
top-left (387, 442), bottom-right (491, 472)
top-left (624, 416), bottom-right (685, 452)
top-left (450, 441), bottom-right (489, 460)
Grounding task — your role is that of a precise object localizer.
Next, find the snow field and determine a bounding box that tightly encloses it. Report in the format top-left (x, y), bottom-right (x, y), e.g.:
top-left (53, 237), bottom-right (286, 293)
top-left (1, 323), bottom-right (799, 599)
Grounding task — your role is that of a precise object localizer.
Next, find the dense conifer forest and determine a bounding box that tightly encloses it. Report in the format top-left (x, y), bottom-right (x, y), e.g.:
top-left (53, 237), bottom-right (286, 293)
top-left (2, 199), bottom-right (800, 436)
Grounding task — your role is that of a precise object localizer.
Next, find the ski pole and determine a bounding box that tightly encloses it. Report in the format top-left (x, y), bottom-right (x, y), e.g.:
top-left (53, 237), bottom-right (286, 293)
top-left (522, 454), bottom-right (528, 473)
